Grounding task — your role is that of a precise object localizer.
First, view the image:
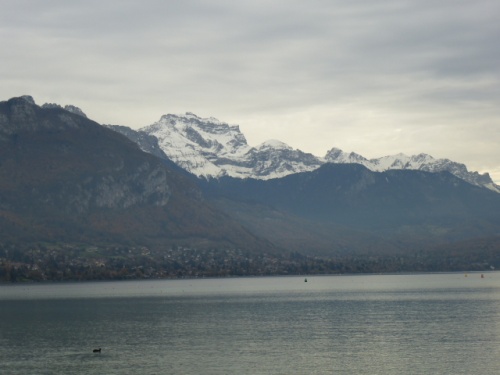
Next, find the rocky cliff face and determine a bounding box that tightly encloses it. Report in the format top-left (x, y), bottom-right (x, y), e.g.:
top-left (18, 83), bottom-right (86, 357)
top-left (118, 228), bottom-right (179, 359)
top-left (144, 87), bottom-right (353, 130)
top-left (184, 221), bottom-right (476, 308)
top-left (32, 161), bottom-right (171, 215)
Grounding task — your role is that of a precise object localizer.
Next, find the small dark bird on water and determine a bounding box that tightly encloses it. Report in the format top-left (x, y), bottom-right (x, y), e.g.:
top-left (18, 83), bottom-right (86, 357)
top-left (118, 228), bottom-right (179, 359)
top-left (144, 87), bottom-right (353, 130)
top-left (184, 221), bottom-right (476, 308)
top-left (93, 348), bottom-right (101, 353)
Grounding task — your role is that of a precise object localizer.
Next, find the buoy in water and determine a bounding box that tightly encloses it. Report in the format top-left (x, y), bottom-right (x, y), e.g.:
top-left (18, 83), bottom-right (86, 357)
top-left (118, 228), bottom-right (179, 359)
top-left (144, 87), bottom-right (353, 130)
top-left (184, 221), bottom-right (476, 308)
top-left (304, 278), bottom-right (307, 282)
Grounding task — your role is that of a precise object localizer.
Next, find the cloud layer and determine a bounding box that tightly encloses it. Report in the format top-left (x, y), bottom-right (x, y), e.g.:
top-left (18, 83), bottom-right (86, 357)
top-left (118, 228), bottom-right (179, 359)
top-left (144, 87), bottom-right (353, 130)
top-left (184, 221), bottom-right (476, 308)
top-left (2, 0), bottom-right (499, 181)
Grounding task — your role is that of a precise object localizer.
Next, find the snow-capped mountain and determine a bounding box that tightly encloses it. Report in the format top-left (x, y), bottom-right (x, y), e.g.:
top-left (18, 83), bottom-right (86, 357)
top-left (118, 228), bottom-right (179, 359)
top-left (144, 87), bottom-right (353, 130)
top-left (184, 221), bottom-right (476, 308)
top-left (325, 148), bottom-right (498, 192)
top-left (136, 112), bottom-right (499, 193)
top-left (243, 140), bottom-right (322, 179)
top-left (139, 112), bottom-right (237, 177)
top-left (139, 113), bottom-right (321, 180)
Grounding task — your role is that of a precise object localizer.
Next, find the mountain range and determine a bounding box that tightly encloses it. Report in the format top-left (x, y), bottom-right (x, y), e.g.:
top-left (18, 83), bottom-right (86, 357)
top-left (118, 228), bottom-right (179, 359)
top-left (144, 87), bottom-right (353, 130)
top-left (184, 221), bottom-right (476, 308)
top-left (108, 112), bottom-right (499, 193)
top-left (1, 95), bottom-right (499, 280)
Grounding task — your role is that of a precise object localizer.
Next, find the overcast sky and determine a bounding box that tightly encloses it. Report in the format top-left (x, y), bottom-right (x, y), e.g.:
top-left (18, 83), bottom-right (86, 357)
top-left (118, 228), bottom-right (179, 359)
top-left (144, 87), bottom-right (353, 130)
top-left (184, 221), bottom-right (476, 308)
top-left (2, 0), bottom-right (499, 182)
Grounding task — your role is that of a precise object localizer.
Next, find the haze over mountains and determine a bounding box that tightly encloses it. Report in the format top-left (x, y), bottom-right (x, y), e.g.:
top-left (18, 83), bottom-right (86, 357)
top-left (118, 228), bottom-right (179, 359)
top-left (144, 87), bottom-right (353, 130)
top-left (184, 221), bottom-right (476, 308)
top-left (1, 95), bottom-right (500, 280)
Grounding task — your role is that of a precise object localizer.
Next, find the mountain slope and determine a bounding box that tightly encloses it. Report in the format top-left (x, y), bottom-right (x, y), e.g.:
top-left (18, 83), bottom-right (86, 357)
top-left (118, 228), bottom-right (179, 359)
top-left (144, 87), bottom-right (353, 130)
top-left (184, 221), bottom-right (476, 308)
top-left (0, 96), bottom-right (270, 252)
top-left (201, 164), bottom-right (500, 254)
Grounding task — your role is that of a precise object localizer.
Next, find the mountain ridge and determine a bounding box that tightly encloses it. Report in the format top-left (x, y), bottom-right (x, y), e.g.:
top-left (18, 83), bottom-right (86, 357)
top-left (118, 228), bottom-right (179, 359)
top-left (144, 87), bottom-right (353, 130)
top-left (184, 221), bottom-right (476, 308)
top-left (14, 99), bottom-right (495, 191)
top-left (116, 112), bottom-right (499, 193)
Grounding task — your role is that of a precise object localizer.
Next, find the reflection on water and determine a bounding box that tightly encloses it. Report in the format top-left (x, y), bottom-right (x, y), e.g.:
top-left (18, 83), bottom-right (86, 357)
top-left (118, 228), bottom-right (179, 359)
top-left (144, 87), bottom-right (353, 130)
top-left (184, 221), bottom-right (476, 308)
top-left (1, 273), bottom-right (500, 374)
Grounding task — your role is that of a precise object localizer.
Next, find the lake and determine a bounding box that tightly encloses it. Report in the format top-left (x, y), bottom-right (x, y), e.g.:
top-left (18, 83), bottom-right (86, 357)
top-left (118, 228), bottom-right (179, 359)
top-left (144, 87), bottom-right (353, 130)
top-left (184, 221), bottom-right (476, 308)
top-left (1, 273), bottom-right (499, 374)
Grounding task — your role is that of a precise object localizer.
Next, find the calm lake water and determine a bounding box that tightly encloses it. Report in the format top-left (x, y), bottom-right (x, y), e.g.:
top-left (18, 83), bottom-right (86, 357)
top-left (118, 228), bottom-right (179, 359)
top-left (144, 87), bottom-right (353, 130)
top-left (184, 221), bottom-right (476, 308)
top-left (1, 273), bottom-right (499, 374)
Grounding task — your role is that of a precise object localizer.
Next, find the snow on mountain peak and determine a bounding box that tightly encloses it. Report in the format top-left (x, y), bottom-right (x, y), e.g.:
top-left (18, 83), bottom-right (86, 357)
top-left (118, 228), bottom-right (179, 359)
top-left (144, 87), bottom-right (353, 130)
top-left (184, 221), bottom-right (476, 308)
top-left (258, 139), bottom-right (292, 150)
top-left (325, 148), bottom-right (367, 164)
top-left (139, 113), bottom-right (253, 178)
top-left (324, 149), bottom-right (498, 192)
